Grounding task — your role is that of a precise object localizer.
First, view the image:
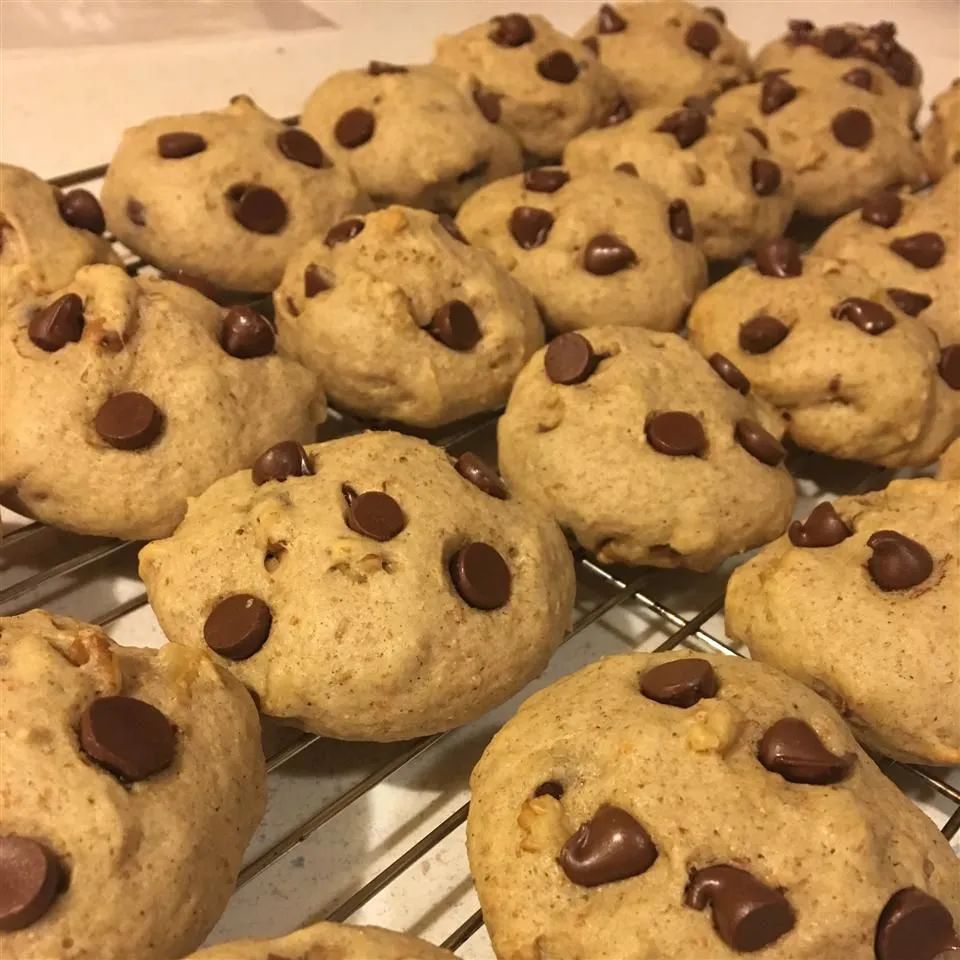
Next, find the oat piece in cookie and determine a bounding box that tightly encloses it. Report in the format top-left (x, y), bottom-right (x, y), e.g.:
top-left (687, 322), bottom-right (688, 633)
top-left (922, 79), bottom-right (960, 182)
top-left (433, 13), bottom-right (620, 160)
top-left (274, 205), bottom-right (542, 429)
top-left (0, 610), bottom-right (265, 959)
top-left (456, 169), bottom-right (706, 334)
top-left (139, 431), bottom-right (575, 741)
top-left (468, 651), bottom-right (960, 960)
top-left (498, 326), bottom-right (794, 571)
top-left (100, 96), bottom-right (367, 294)
top-left (0, 264), bottom-right (324, 540)
top-left (687, 241), bottom-right (959, 467)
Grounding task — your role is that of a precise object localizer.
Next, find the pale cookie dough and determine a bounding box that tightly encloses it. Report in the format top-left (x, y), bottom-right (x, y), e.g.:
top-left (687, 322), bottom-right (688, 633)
top-left (573, 2), bottom-right (751, 111)
top-left (687, 243), bottom-right (959, 467)
top-left (274, 205), bottom-right (542, 428)
top-left (468, 651), bottom-right (960, 960)
top-left (940, 439), bottom-right (960, 480)
top-left (0, 164), bottom-right (119, 313)
top-left (138, 431), bottom-right (575, 741)
top-left (101, 96), bottom-right (367, 294)
top-left (456, 169), bottom-right (707, 334)
top-left (564, 104), bottom-right (795, 261)
top-left (0, 610), bottom-right (265, 960)
top-left (922, 79), bottom-right (960, 182)
top-left (433, 13), bottom-right (620, 160)
top-left (300, 62), bottom-right (522, 212)
top-left (727, 479), bottom-right (960, 765)
top-left (0, 264), bottom-right (324, 540)
top-left (497, 326), bottom-right (794, 571)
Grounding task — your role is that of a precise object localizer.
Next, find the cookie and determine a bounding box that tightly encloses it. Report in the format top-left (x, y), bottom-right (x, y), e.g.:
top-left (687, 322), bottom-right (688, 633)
top-left (564, 103), bottom-right (795, 261)
top-left (433, 13), bottom-right (620, 160)
top-left (138, 431), bottom-right (575, 741)
top-left (573, 2), bottom-right (751, 111)
top-left (300, 62), bottom-right (522, 212)
top-left (497, 326), bottom-right (794, 571)
top-left (0, 264), bottom-right (323, 540)
top-left (0, 610), bottom-right (265, 959)
top-left (712, 70), bottom-right (925, 218)
top-left (456, 169), bottom-right (707, 334)
top-left (273, 205), bottom-right (542, 428)
top-left (0, 164), bottom-right (120, 313)
top-left (100, 96), bottom-right (367, 294)
top-left (467, 651), bottom-right (960, 960)
top-left (940, 438), bottom-right (960, 479)
top-left (726, 479), bottom-right (960, 765)
top-left (922, 79), bottom-right (960, 182)
top-left (686, 241), bottom-right (959, 467)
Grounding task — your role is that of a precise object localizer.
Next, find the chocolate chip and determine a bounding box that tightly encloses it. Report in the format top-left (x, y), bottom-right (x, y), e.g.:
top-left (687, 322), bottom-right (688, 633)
top-left (126, 198), bottom-right (146, 226)
top-left (745, 126), bottom-right (769, 149)
top-left (368, 60), bottom-right (408, 75)
top-left (754, 237), bottom-right (802, 277)
top-left (346, 490), bottom-right (406, 541)
top-left (886, 288), bottom-right (931, 316)
top-left (427, 300), bottom-right (481, 351)
top-left (524, 168), bottom-right (570, 193)
top-left (702, 6), bottom-right (726, 23)
top-left (534, 780), bottom-right (564, 799)
top-left (304, 263), bottom-right (329, 297)
top-left (843, 67), bottom-right (874, 90)
top-left (489, 13), bottom-right (534, 47)
top-left (760, 74), bottom-right (797, 114)
top-left (866, 530), bottom-right (933, 590)
top-left (708, 353), bottom-right (750, 393)
top-left (614, 161), bottom-right (638, 176)
top-left (598, 98), bottom-right (633, 128)
top-left (94, 393), bottom-right (163, 450)
top-left (204, 594), bottom-right (272, 660)
top-left (277, 128), bottom-right (328, 168)
top-left (220, 305), bottom-right (276, 358)
top-left (325, 218), bottom-right (365, 247)
top-left (831, 297), bottom-right (895, 335)
top-left (28, 293), bottom-right (84, 352)
top-left (685, 20), bottom-right (720, 56)
top-left (438, 213), bottom-right (468, 244)
top-left (861, 191), bottom-right (903, 228)
top-left (890, 232), bottom-right (946, 269)
top-left (509, 206), bottom-right (554, 249)
top-left (252, 440), bottom-right (313, 485)
top-left (735, 418), bottom-right (785, 465)
top-left (832, 108), bottom-right (874, 147)
top-left (788, 18), bottom-right (815, 35)
top-left (450, 542), bottom-right (511, 609)
top-left (473, 87), bottom-right (502, 123)
top-left (597, 3), bottom-right (626, 33)
top-left (939, 345), bottom-right (960, 389)
top-left (57, 188), bottom-right (105, 234)
top-left (655, 108), bottom-right (707, 148)
top-left (229, 185), bottom-right (288, 234)
top-left (751, 157), bottom-right (781, 195)
top-left (667, 199), bottom-right (694, 242)
top-left (640, 658), bottom-right (718, 707)
top-left (582, 35), bottom-right (600, 54)
top-left (685, 865), bottom-right (795, 951)
top-left (334, 107), bottom-right (375, 148)
top-left (0, 836), bottom-right (64, 932)
top-left (875, 888), bottom-right (960, 960)
top-left (79, 695), bottom-right (176, 781)
top-left (583, 233), bottom-right (636, 274)
top-left (544, 332), bottom-right (598, 384)
top-left (789, 502), bottom-right (852, 547)
top-left (739, 315), bottom-right (789, 353)
top-left (537, 50), bottom-right (579, 84)
top-left (455, 452), bottom-right (508, 499)
top-left (758, 717), bottom-right (855, 784)
top-left (646, 411), bottom-right (706, 456)
top-left (821, 25), bottom-right (854, 56)
top-left (156, 131), bottom-right (207, 158)
top-left (559, 805), bottom-right (658, 887)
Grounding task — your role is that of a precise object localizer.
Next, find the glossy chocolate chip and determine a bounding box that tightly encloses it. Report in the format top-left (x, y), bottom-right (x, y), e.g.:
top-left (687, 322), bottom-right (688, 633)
top-left (473, 88), bottom-right (502, 123)
top-left (524, 168), bottom-right (570, 193)
top-left (751, 158), bottom-right (781, 195)
top-left (758, 718), bottom-right (855, 784)
top-left (735, 418), bottom-right (785, 466)
top-left (875, 888), bottom-right (960, 960)
top-left (252, 441), bottom-right (313, 485)
top-left (708, 353), bottom-right (750, 394)
top-left (28, 293), bottom-right (84, 352)
top-left (455, 452), bottom-right (508, 499)
top-left (277, 128), bottom-right (327, 168)
top-left (126, 198), bottom-right (146, 226)
top-left (866, 530), bottom-right (933, 590)
top-left (788, 502), bottom-right (852, 547)
top-left (157, 131), bottom-right (207, 158)
top-left (668, 199), bottom-right (694, 242)
top-left (686, 19), bottom-right (720, 56)
top-left (614, 161), bottom-right (639, 176)
top-left (886, 288), bottom-right (931, 316)
top-left (832, 108), bottom-right (874, 147)
top-left (334, 107), bottom-right (375, 148)
top-left (489, 13), bottom-right (534, 46)
top-left (685, 865), bottom-right (795, 952)
top-left (450, 542), bottom-right (511, 609)
top-left (655, 108), bottom-right (707, 148)
top-left (79, 695), bottom-right (176, 781)
top-left (939, 344), bottom-right (960, 389)
top-left (346, 490), bottom-right (406, 541)
top-left (229, 185), bottom-right (288, 234)
top-left (220, 305), bottom-right (275, 358)
top-left (831, 297), bottom-right (895, 335)
top-left (537, 50), bottom-right (579, 84)
top-left (204, 594), bottom-right (272, 660)
top-left (427, 300), bottom-right (481, 351)
top-left (368, 60), bottom-right (408, 75)
top-left (861, 191), bottom-right (903, 228)
top-left (745, 126), bottom-right (769, 148)
top-left (509, 206), bottom-right (554, 249)
top-left (703, 5), bottom-right (726, 23)
top-left (58, 188), bottom-right (105, 234)
top-left (559, 805), bottom-right (658, 887)
top-left (0, 837), bottom-right (64, 932)
top-left (325, 218), bottom-right (365, 247)
top-left (304, 263), bottom-right (329, 297)
top-left (754, 237), bottom-right (802, 277)
top-left (890, 232), bottom-right (946, 269)
top-left (583, 234), bottom-right (636, 275)
top-left (94, 393), bottom-right (163, 450)
top-left (640, 658), bottom-right (718, 707)
top-left (843, 67), bottom-right (874, 90)
top-left (646, 411), bottom-right (706, 456)
top-left (739, 315), bottom-right (789, 353)
top-left (597, 3), bottom-right (626, 32)
top-left (598, 98), bottom-right (633, 128)
top-left (760, 74), bottom-right (797, 114)
top-left (534, 780), bottom-right (564, 799)
top-left (544, 332), bottom-right (598, 384)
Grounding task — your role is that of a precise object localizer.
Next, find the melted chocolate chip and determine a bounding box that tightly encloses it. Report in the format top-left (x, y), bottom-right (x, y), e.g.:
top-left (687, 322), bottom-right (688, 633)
top-left (598, 98), bottom-right (633, 128)
top-left (368, 60), bottom-right (408, 75)
top-left (80, 695), bottom-right (176, 781)
top-left (640, 658), bottom-right (718, 707)
top-left (655, 108), bottom-right (707, 148)
top-left (861, 191), bottom-right (903, 228)
top-left (204, 594), bottom-right (272, 660)
top-left (427, 300), bottom-right (481, 351)
top-left (890, 232), bottom-right (946, 269)
top-left (686, 19), bottom-right (720, 56)
top-left (938, 344), bottom-right (960, 389)
top-left (559, 806), bottom-right (658, 886)
top-left (277, 128), bottom-right (328, 168)
top-left (489, 13), bottom-right (534, 47)
top-left (668, 199), bottom-right (694, 242)
top-left (758, 717), bottom-right (855, 784)
top-left (510, 206), bottom-right (554, 249)
top-left (57, 188), bottom-right (105, 234)
top-left (544, 332), bottom-right (598, 384)
top-left (455, 452), bottom-right (508, 499)
top-left (645, 411), bottom-right (706, 456)
top-left (597, 3), bottom-right (626, 33)
top-left (304, 263), bottom-right (329, 297)
top-left (886, 288), bottom-right (931, 316)
top-left (473, 88), bottom-right (502, 123)
top-left (252, 441), bottom-right (313, 485)
top-left (875, 888), bottom-right (960, 960)
top-left (739, 315), bottom-right (789, 353)
top-left (832, 297), bottom-right (895, 335)
top-left (157, 131), bottom-right (207, 158)
top-left (126, 198), bottom-right (146, 226)
top-left (94, 393), bottom-right (163, 450)
top-left (220, 305), bottom-right (276, 358)
top-left (228, 185), bottom-right (288, 234)
top-left (760, 74), bottom-right (797, 114)
top-left (28, 293), bottom-right (84, 352)
top-left (788, 502), bottom-right (852, 547)
top-left (754, 237), bottom-right (802, 277)
top-left (334, 107), bottom-right (375, 148)
top-left (0, 837), bottom-right (64, 932)
top-left (345, 490), bottom-right (406, 541)
top-left (524, 168), bottom-right (570, 193)
top-left (614, 161), bottom-right (639, 176)
top-left (735, 418), bottom-right (785, 465)
top-left (751, 158), bottom-right (781, 195)
top-left (708, 353), bottom-right (750, 393)
top-left (450, 542), bottom-right (511, 609)
top-left (583, 233), bottom-right (637, 274)
top-left (866, 530), bottom-right (933, 590)
top-left (832, 108), bottom-right (874, 147)
top-left (537, 50), bottom-right (579, 84)
top-left (325, 218), bottom-right (365, 247)
top-left (843, 67), bottom-right (874, 90)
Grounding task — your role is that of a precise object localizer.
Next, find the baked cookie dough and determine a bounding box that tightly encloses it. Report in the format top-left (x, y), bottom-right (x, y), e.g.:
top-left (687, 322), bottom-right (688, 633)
top-left (101, 96), bottom-right (367, 294)
top-left (433, 13), bottom-right (620, 160)
top-left (138, 431), bottom-right (575, 741)
top-left (0, 610), bottom-right (265, 959)
top-left (456, 169), bottom-right (707, 334)
top-left (0, 164), bottom-right (119, 313)
top-left (922, 79), bottom-right (960, 182)
top-left (687, 242), bottom-right (959, 467)
top-left (940, 438), bottom-right (960, 480)
top-left (727, 479), bottom-right (960, 765)
top-left (0, 264), bottom-right (323, 540)
top-left (468, 651), bottom-right (960, 960)
top-left (573, 2), bottom-right (751, 111)
top-left (300, 62), bottom-right (522, 212)
top-left (564, 104), bottom-right (795, 261)
top-left (274, 205), bottom-right (542, 428)
top-left (497, 326), bottom-right (794, 571)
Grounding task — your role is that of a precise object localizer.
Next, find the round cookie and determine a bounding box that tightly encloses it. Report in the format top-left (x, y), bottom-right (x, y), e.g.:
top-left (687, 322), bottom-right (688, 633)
top-left (138, 431), bottom-right (575, 741)
top-left (0, 264), bottom-right (324, 540)
top-left (0, 164), bottom-right (120, 313)
top-left (940, 438), bottom-right (960, 480)
top-left (687, 241), bottom-right (960, 467)
top-left (573, 2), bottom-right (751, 111)
top-left (727, 479), bottom-right (960, 765)
top-left (273, 205), bottom-right (542, 428)
top-left (433, 12), bottom-right (620, 160)
top-left (564, 103), bottom-right (795, 261)
top-left (300, 62), bottom-right (522, 212)
top-left (100, 96), bottom-right (367, 294)
top-left (922, 79), bottom-right (960, 182)
top-left (0, 610), bottom-right (265, 959)
top-left (467, 651), bottom-right (960, 960)
top-left (456, 169), bottom-right (707, 334)
top-left (497, 326), bottom-right (794, 571)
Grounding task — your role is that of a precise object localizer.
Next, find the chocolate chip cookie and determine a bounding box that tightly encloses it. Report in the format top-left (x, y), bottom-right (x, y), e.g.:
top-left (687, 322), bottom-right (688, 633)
top-left (468, 651), bottom-right (960, 960)
top-left (727, 478), bottom-right (960, 765)
top-left (0, 610), bottom-right (265, 958)
top-left (100, 96), bottom-right (367, 294)
top-left (456, 169), bottom-right (707, 334)
top-left (273, 205), bottom-right (542, 428)
top-left (922, 79), bottom-right (960, 182)
top-left (433, 13), bottom-right (620, 160)
top-left (687, 241), bottom-right (960, 467)
top-left (0, 264), bottom-right (324, 540)
top-left (138, 431), bottom-right (575, 741)
top-left (497, 326), bottom-right (794, 571)
top-left (564, 104), bottom-right (795, 261)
